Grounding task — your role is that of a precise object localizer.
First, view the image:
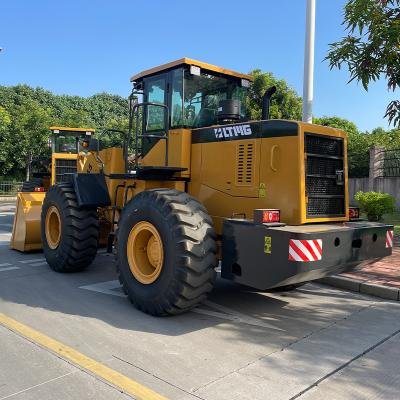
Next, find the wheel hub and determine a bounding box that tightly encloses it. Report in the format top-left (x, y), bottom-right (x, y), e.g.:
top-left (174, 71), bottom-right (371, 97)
top-left (127, 221), bottom-right (164, 284)
top-left (45, 206), bottom-right (61, 249)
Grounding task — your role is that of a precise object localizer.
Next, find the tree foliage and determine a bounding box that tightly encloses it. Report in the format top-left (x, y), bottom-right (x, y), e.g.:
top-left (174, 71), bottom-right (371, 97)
top-left (247, 70), bottom-right (302, 120)
top-left (314, 116), bottom-right (368, 177)
top-left (315, 115), bottom-right (400, 177)
top-left (0, 85), bottom-right (129, 179)
top-left (326, 0), bottom-right (400, 126)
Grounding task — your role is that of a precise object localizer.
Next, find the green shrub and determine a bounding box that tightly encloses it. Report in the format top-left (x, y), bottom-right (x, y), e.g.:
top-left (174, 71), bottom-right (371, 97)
top-left (354, 191), bottom-right (396, 221)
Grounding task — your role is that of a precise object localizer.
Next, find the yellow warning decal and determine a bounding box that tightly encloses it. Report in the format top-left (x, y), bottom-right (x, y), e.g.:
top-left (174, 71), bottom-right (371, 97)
top-left (259, 183), bottom-right (266, 198)
top-left (264, 236), bottom-right (272, 254)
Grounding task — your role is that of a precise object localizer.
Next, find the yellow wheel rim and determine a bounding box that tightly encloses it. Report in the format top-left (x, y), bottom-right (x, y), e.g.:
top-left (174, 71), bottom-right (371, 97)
top-left (45, 206), bottom-right (61, 249)
top-left (127, 221), bottom-right (164, 284)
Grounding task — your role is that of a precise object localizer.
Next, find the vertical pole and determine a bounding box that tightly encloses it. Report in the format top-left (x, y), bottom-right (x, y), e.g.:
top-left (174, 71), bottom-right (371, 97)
top-left (302, 0), bottom-right (316, 123)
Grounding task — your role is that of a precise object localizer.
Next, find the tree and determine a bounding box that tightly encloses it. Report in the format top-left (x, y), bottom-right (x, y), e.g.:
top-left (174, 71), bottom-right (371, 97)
top-left (0, 100), bottom-right (51, 180)
top-left (247, 70), bottom-right (302, 120)
top-left (57, 108), bottom-right (93, 128)
top-left (13, 101), bottom-right (51, 180)
top-left (326, 0), bottom-right (400, 126)
top-left (314, 116), bottom-right (359, 135)
top-left (0, 106), bottom-right (12, 178)
top-left (0, 85), bottom-right (130, 178)
top-left (315, 116), bottom-right (400, 177)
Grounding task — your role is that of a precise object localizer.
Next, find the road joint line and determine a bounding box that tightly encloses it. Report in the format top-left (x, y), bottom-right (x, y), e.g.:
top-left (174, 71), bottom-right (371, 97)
top-left (290, 327), bottom-right (400, 399)
top-left (0, 312), bottom-right (169, 400)
top-left (0, 372), bottom-right (76, 400)
top-left (112, 355), bottom-right (206, 400)
top-left (192, 302), bottom-right (377, 394)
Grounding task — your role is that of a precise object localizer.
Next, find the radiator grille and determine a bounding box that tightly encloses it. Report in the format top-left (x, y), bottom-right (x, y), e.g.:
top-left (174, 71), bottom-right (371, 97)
top-left (236, 142), bottom-right (254, 186)
top-left (307, 176), bottom-right (344, 196)
top-left (306, 157), bottom-right (343, 176)
top-left (307, 197), bottom-right (345, 216)
top-left (305, 134), bottom-right (345, 217)
top-left (305, 134), bottom-right (343, 157)
top-left (55, 159), bottom-right (77, 183)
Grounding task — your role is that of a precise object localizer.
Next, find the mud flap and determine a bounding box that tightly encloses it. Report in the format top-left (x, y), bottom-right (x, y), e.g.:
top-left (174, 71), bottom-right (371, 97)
top-left (10, 192), bottom-right (46, 252)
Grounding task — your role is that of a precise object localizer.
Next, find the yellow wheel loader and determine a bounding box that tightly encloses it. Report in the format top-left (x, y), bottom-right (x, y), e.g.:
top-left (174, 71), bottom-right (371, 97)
top-left (14, 58), bottom-right (393, 316)
top-left (10, 127), bottom-right (95, 252)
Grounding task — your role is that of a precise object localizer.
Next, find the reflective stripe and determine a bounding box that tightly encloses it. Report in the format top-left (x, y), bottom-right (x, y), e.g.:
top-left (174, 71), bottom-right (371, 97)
top-left (289, 246), bottom-right (303, 261)
top-left (294, 240), bottom-right (314, 261)
top-left (289, 239), bottom-right (323, 262)
top-left (386, 230), bottom-right (394, 248)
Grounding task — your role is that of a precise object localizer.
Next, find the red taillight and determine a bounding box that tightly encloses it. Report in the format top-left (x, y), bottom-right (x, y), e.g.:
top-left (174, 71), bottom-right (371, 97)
top-left (349, 207), bottom-right (360, 220)
top-left (34, 187), bottom-right (45, 192)
top-left (254, 209), bottom-right (280, 224)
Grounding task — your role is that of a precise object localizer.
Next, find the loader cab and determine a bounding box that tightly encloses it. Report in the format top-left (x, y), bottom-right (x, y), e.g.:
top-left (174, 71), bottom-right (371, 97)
top-left (130, 58), bottom-right (253, 132)
top-left (128, 58), bottom-right (253, 172)
top-left (49, 127), bottom-right (95, 154)
top-left (49, 127), bottom-right (95, 185)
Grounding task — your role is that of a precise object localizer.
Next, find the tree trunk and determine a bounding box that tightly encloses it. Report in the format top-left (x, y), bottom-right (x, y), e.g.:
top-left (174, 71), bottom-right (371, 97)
top-left (26, 163), bottom-right (30, 182)
top-left (26, 153), bottom-right (32, 181)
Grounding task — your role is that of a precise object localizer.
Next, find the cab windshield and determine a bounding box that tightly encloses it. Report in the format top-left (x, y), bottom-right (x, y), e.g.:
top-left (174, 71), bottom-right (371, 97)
top-left (53, 135), bottom-right (79, 153)
top-left (143, 67), bottom-right (250, 131)
top-left (170, 68), bottom-right (249, 129)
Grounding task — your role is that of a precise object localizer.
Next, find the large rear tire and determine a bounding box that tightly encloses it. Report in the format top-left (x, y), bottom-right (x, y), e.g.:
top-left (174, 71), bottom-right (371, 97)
top-left (41, 183), bottom-right (99, 272)
top-left (116, 189), bottom-right (217, 316)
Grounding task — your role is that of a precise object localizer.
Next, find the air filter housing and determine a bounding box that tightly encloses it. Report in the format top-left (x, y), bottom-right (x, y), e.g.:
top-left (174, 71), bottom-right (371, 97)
top-left (217, 99), bottom-right (241, 123)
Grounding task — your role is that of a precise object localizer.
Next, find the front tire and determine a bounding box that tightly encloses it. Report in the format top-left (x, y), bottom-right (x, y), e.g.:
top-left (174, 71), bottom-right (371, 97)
top-left (41, 183), bottom-right (99, 272)
top-left (116, 189), bottom-right (217, 316)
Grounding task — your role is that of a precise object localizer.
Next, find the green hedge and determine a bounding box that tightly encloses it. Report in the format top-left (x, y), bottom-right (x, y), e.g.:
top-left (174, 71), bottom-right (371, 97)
top-left (355, 191), bottom-right (396, 221)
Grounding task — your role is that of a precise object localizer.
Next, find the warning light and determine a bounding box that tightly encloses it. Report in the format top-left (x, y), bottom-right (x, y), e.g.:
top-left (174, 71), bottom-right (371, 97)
top-left (34, 187), bottom-right (45, 192)
top-left (349, 207), bottom-right (360, 220)
top-left (254, 209), bottom-right (280, 224)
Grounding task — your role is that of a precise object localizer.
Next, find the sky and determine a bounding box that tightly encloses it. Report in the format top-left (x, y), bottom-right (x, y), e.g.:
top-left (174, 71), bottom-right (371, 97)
top-left (0, 0), bottom-right (396, 132)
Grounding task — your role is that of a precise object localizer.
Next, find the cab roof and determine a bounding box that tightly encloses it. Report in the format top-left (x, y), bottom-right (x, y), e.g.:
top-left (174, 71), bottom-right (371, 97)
top-left (49, 126), bottom-right (95, 134)
top-left (130, 57), bottom-right (253, 82)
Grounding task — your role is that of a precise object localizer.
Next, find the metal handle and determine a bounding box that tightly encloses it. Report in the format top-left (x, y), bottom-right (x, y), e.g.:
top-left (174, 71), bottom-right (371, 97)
top-left (270, 145), bottom-right (279, 172)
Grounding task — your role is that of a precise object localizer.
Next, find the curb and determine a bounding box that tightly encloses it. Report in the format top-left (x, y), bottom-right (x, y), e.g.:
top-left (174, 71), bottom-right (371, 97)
top-left (319, 276), bottom-right (400, 301)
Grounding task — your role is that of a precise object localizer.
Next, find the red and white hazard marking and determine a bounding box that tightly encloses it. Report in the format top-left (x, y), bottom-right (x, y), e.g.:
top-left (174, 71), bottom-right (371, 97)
top-left (386, 230), bottom-right (394, 248)
top-left (289, 239), bottom-right (323, 262)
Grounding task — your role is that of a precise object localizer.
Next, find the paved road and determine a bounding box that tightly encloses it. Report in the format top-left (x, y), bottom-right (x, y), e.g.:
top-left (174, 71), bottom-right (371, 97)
top-left (1, 201), bottom-right (400, 400)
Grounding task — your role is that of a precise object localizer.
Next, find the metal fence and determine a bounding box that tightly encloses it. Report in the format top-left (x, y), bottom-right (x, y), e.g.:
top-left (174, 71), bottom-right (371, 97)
top-left (375, 149), bottom-right (400, 177)
top-left (0, 181), bottom-right (23, 196)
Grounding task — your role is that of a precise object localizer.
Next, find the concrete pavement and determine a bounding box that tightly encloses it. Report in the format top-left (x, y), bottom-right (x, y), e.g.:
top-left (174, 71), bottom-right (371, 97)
top-left (1, 201), bottom-right (400, 400)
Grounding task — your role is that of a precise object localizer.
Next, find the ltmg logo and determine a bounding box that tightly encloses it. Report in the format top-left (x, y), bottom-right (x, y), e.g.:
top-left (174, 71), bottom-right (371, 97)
top-left (214, 124), bottom-right (252, 139)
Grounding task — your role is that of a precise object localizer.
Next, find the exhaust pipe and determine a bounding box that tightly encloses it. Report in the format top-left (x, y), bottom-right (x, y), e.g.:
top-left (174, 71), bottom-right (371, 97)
top-left (261, 86), bottom-right (277, 120)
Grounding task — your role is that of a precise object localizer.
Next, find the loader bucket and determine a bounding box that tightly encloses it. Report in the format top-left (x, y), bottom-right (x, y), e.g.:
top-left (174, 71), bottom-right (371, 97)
top-left (10, 192), bottom-right (45, 252)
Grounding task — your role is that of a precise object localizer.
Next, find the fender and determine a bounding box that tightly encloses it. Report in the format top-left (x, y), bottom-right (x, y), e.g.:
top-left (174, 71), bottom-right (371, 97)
top-left (70, 173), bottom-right (111, 208)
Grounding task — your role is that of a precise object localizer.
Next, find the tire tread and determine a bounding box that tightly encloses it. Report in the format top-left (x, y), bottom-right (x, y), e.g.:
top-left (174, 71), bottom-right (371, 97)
top-left (41, 183), bottom-right (99, 272)
top-left (116, 189), bottom-right (217, 316)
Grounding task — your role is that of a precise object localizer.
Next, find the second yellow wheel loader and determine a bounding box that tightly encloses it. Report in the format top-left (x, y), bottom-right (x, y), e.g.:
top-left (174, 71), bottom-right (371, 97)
top-left (13, 58), bottom-right (394, 316)
top-left (10, 127), bottom-right (95, 252)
